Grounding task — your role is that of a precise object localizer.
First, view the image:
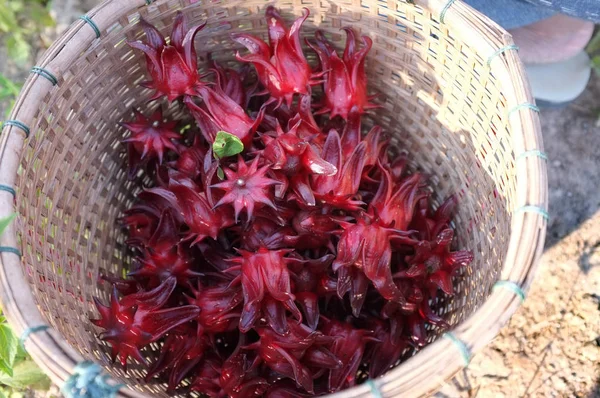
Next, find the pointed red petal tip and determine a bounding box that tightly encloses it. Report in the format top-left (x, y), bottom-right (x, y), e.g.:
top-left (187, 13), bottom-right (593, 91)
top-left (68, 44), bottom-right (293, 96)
top-left (129, 13), bottom-right (207, 102)
top-left (100, 8), bottom-right (473, 394)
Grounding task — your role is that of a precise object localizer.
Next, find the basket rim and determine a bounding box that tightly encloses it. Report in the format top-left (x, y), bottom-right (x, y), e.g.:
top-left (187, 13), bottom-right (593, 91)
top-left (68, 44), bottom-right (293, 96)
top-left (0, 0), bottom-right (547, 396)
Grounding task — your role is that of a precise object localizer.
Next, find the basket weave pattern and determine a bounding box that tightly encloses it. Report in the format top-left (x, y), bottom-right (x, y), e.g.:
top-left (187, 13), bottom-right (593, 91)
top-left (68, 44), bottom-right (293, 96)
top-left (0, 0), bottom-right (547, 396)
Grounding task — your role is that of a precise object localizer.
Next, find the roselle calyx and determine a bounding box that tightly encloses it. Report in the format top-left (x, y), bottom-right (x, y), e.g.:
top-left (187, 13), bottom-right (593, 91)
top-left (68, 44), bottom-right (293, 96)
top-left (94, 7), bottom-right (475, 396)
top-left (128, 12), bottom-right (206, 102)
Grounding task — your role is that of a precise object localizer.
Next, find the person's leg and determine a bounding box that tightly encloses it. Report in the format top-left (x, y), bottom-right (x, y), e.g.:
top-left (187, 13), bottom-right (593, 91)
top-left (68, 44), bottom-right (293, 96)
top-left (508, 15), bottom-right (594, 64)
top-left (463, 0), bottom-right (556, 29)
top-left (520, 0), bottom-right (600, 23)
top-left (464, 0), bottom-right (596, 107)
top-left (465, 0), bottom-right (600, 28)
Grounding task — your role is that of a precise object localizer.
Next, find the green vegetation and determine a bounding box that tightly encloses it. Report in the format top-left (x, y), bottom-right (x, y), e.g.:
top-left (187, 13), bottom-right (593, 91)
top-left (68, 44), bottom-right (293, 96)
top-left (0, 0), bottom-right (55, 117)
top-left (0, 214), bottom-right (52, 396)
top-left (587, 30), bottom-right (600, 75)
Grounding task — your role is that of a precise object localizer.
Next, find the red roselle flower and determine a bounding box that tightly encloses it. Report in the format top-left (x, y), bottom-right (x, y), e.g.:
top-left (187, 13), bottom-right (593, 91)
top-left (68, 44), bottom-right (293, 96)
top-left (312, 130), bottom-right (367, 211)
top-left (291, 210), bottom-right (338, 250)
top-left (190, 354), bottom-right (269, 398)
top-left (212, 62), bottom-right (254, 108)
top-left (211, 156), bottom-right (280, 223)
top-left (399, 228), bottom-right (474, 296)
top-left (128, 211), bottom-right (202, 287)
top-left (128, 12), bottom-right (206, 102)
top-left (322, 320), bottom-right (376, 392)
top-left (91, 278), bottom-right (199, 368)
top-left (121, 107), bottom-right (181, 178)
top-left (184, 85), bottom-right (265, 146)
top-left (309, 29), bottom-right (378, 120)
top-left (245, 323), bottom-right (342, 394)
top-left (147, 181), bottom-right (235, 245)
top-left (289, 255), bottom-right (335, 330)
top-left (333, 211), bottom-right (417, 316)
top-left (340, 110), bottom-right (387, 169)
top-left (232, 7), bottom-right (322, 107)
top-left (237, 217), bottom-right (296, 251)
top-left (370, 166), bottom-right (428, 231)
top-left (382, 281), bottom-right (447, 347)
top-left (146, 325), bottom-right (209, 391)
top-left (262, 122), bottom-right (337, 206)
top-left (229, 248), bottom-right (301, 335)
top-left (367, 319), bottom-right (409, 378)
top-left (186, 281), bottom-right (243, 334)
top-left (411, 195), bottom-right (458, 241)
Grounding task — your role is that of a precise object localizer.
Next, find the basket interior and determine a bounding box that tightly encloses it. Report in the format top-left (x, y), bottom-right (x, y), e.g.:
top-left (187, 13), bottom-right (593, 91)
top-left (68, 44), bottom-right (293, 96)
top-left (15, 0), bottom-right (515, 394)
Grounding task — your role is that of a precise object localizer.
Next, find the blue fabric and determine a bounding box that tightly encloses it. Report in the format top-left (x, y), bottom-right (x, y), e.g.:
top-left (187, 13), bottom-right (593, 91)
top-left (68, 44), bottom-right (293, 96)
top-left (465, 0), bottom-right (600, 29)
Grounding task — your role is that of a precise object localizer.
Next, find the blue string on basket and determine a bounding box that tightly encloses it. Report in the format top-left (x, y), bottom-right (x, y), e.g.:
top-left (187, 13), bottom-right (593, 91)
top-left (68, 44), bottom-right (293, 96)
top-left (30, 66), bottom-right (58, 86)
top-left (516, 149), bottom-right (548, 162)
top-left (508, 103), bottom-right (540, 117)
top-left (1, 120), bottom-right (30, 138)
top-left (514, 205), bottom-right (550, 221)
top-left (61, 361), bottom-right (123, 398)
top-left (366, 379), bottom-right (383, 398)
top-left (20, 325), bottom-right (50, 347)
top-left (0, 184), bottom-right (16, 198)
top-left (0, 247), bottom-right (21, 256)
top-left (494, 280), bottom-right (526, 303)
top-left (79, 15), bottom-right (101, 39)
top-left (487, 44), bottom-right (519, 66)
top-left (443, 332), bottom-right (471, 367)
top-left (440, 0), bottom-right (457, 24)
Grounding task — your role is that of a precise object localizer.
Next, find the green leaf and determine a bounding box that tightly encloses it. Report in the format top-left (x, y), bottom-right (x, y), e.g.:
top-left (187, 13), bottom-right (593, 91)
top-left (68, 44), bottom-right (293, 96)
top-left (27, 2), bottom-right (55, 28)
top-left (0, 359), bottom-right (50, 390)
top-left (0, 325), bottom-right (18, 377)
top-left (0, 5), bottom-right (18, 33)
top-left (213, 131), bottom-right (244, 159)
top-left (592, 55), bottom-right (600, 77)
top-left (0, 74), bottom-right (22, 98)
top-left (0, 388), bottom-right (7, 398)
top-left (586, 32), bottom-right (600, 55)
top-left (5, 35), bottom-right (30, 66)
top-left (0, 214), bottom-right (16, 236)
top-left (217, 167), bottom-right (225, 180)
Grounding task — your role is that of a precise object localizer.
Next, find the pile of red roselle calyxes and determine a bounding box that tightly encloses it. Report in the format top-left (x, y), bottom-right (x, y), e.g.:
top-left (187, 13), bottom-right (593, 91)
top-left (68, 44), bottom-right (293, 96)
top-left (91, 7), bottom-right (474, 397)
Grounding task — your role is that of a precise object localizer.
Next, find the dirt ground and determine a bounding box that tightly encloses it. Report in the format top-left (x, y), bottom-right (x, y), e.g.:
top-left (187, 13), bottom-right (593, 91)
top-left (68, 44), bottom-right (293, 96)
top-left (0, 1), bottom-right (599, 397)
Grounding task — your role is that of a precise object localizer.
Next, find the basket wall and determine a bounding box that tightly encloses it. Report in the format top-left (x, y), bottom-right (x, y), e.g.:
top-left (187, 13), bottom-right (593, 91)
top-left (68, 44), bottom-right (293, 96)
top-left (0, 0), bottom-right (547, 397)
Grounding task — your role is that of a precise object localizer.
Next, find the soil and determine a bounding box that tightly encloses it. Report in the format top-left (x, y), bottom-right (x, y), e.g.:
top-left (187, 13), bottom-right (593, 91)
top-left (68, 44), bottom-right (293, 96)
top-left (1, 2), bottom-right (599, 397)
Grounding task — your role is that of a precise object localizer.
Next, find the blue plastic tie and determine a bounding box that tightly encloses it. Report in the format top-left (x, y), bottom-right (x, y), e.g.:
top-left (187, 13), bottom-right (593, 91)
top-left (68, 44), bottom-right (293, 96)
top-left (516, 150), bottom-right (548, 161)
top-left (514, 205), bottom-right (550, 221)
top-left (443, 332), bottom-right (471, 366)
top-left (31, 67), bottom-right (58, 86)
top-left (79, 16), bottom-right (101, 38)
top-left (440, 0), bottom-right (457, 24)
top-left (508, 103), bottom-right (540, 118)
top-left (0, 247), bottom-right (21, 257)
top-left (494, 280), bottom-right (526, 303)
top-left (0, 184), bottom-right (16, 198)
top-left (20, 325), bottom-right (50, 347)
top-left (366, 379), bottom-right (383, 398)
top-left (487, 44), bottom-right (519, 66)
top-left (2, 120), bottom-right (30, 138)
top-left (61, 361), bottom-right (123, 398)
top-left (145, 0), bottom-right (153, 4)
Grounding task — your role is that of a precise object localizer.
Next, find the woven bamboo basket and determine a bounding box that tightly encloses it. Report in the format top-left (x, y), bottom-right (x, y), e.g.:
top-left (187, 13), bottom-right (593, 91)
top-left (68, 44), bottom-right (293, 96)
top-left (0, 0), bottom-right (547, 396)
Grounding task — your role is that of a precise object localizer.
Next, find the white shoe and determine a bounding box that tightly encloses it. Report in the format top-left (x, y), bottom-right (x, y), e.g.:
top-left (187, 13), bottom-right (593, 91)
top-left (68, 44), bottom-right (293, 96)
top-left (525, 51), bottom-right (592, 108)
